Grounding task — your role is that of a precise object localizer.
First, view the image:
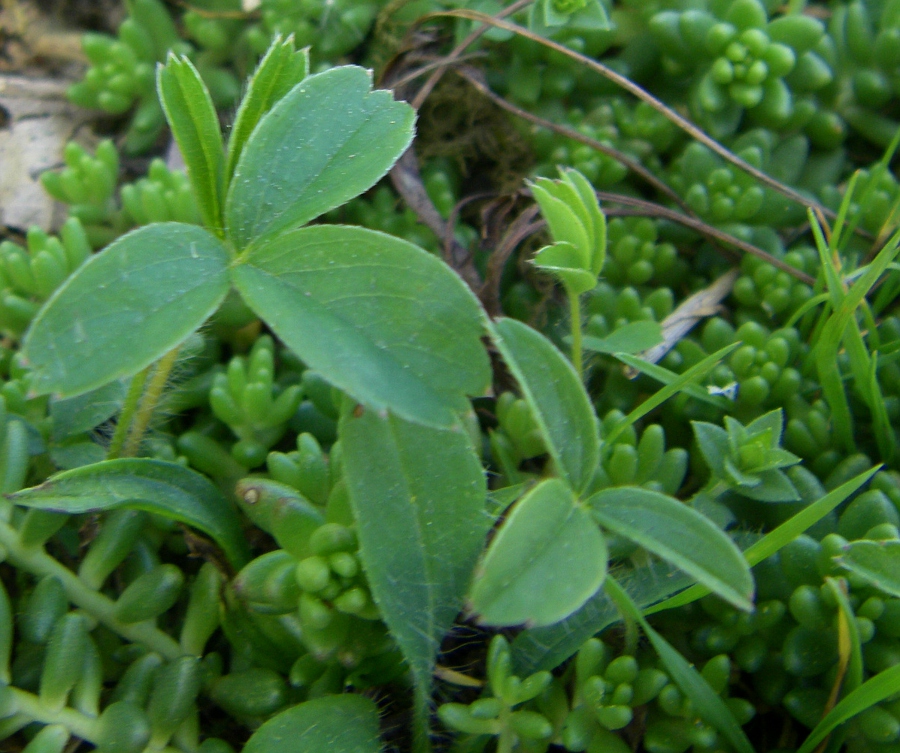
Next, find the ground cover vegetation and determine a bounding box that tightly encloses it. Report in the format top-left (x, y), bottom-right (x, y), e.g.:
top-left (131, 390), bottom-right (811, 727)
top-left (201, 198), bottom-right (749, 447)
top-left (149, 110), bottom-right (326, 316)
top-left (4, 0), bottom-right (900, 750)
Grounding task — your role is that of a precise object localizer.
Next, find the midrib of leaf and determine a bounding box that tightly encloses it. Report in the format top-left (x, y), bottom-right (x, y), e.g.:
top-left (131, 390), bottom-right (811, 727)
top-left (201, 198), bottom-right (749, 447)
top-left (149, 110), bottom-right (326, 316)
top-left (393, 446), bottom-right (436, 665)
top-left (182, 95), bottom-right (222, 220)
top-left (340, 410), bottom-right (487, 753)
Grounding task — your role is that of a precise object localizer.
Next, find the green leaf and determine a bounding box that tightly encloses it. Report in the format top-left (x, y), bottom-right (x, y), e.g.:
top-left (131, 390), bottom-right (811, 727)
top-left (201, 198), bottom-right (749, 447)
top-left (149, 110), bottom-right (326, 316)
top-left (157, 55), bottom-right (226, 234)
top-left (339, 406), bottom-right (488, 745)
top-left (225, 36), bottom-right (309, 185)
top-left (588, 487), bottom-right (753, 611)
top-left (579, 0), bottom-right (613, 30)
top-left (468, 478), bottom-right (607, 627)
top-left (244, 695), bottom-right (382, 753)
top-left (736, 468), bottom-right (800, 502)
top-left (743, 409), bottom-right (785, 442)
top-left (23, 223), bottom-right (230, 398)
top-left (838, 540), bottom-right (900, 597)
top-left (581, 321), bottom-right (663, 354)
top-left (8, 459), bottom-right (249, 567)
top-left (796, 663), bottom-right (900, 753)
top-left (487, 481), bottom-right (532, 521)
top-left (490, 318), bottom-right (599, 493)
top-left (605, 577), bottom-right (755, 753)
top-left (232, 225), bottom-right (489, 428)
top-left (539, 0), bottom-right (571, 26)
top-left (226, 66), bottom-right (415, 249)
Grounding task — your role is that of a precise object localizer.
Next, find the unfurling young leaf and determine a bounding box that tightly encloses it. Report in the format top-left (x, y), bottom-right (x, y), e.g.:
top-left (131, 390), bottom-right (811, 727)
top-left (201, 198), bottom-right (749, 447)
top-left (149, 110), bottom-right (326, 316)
top-left (157, 54), bottom-right (226, 234)
top-left (225, 35), bottom-right (309, 185)
top-left (528, 168), bottom-right (607, 376)
top-left (530, 167), bottom-right (607, 295)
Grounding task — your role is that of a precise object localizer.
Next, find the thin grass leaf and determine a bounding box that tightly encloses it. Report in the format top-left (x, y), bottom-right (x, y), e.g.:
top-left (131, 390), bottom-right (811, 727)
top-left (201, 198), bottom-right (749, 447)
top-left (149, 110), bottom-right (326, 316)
top-left (614, 355), bottom-right (731, 410)
top-left (785, 292), bottom-right (830, 330)
top-left (873, 270), bottom-right (900, 314)
top-left (607, 344), bottom-right (739, 445)
top-left (813, 221), bottom-right (900, 455)
top-left (824, 577), bottom-right (863, 694)
top-left (810, 212), bottom-right (856, 452)
top-left (840, 127), bottom-right (900, 253)
top-left (646, 466), bottom-right (878, 615)
top-left (841, 226), bottom-right (900, 313)
top-left (808, 209), bottom-right (844, 308)
top-left (828, 171), bottom-right (860, 257)
top-left (795, 663), bottom-right (900, 753)
top-left (867, 352), bottom-right (897, 465)
top-left (604, 577), bottom-right (755, 753)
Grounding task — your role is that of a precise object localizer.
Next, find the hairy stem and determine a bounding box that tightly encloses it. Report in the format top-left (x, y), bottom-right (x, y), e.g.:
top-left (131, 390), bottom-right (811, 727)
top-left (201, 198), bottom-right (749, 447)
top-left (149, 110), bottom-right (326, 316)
top-left (106, 366), bottom-right (151, 460)
top-left (569, 290), bottom-right (583, 381)
top-left (123, 346), bottom-right (181, 458)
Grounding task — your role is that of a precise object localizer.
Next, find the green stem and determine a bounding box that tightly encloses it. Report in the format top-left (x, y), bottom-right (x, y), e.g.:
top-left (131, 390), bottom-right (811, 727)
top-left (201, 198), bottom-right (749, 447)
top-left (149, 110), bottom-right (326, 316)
top-left (496, 707), bottom-right (516, 753)
top-left (106, 366), bottom-right (151, 460)
top-left (9, 687), bottom-right (182, 752)
top-left (0, 519), bottom-right (183, 659)
top-left (9, 688), bottom-right (97, 740)
top-left (569, 289), bottom-right (583, 380)
top-left (122, 346), bottom-right (181, 458)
